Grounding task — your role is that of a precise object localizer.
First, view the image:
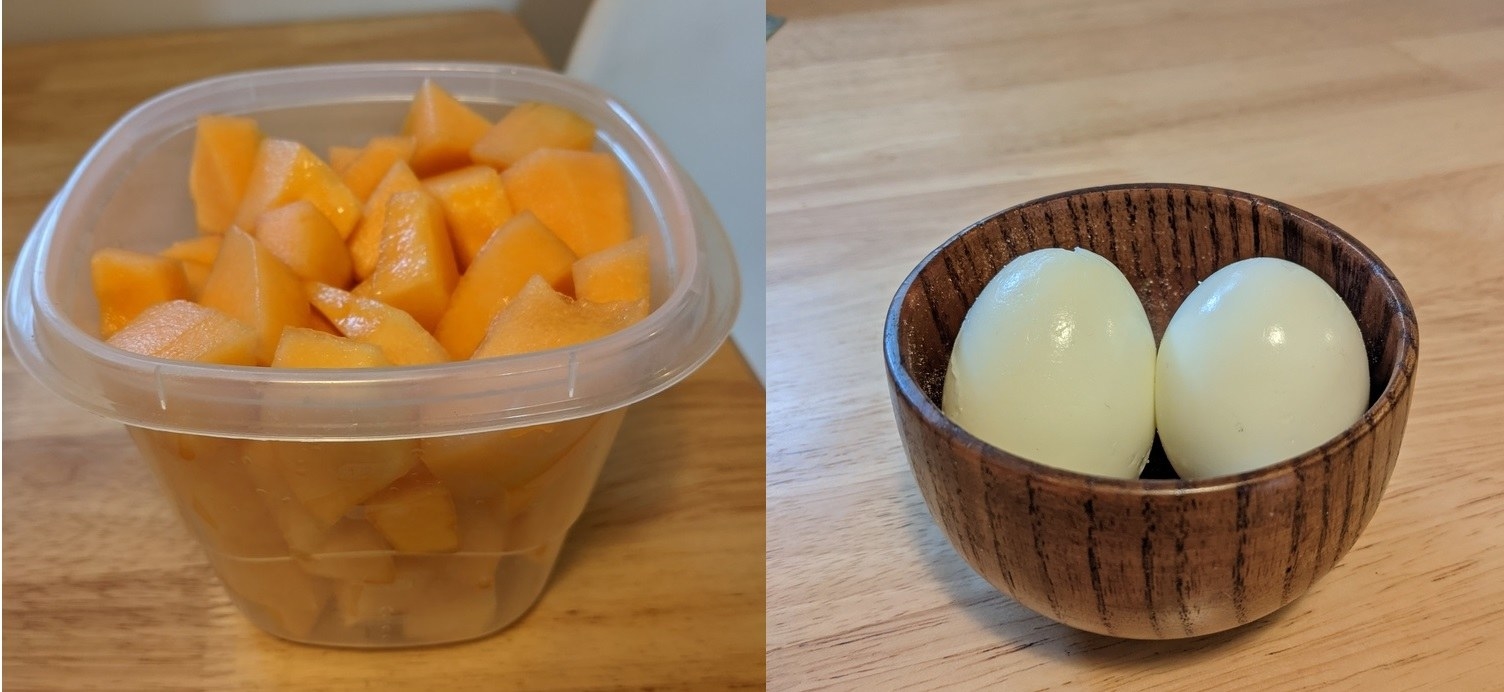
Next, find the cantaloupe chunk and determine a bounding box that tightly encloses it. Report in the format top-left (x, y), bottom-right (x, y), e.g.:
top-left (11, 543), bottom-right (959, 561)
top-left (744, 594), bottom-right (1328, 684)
top-left (502, 149), bottom-right (631, 257)
top-left (433, 212), bottom-right (576, 359)
top-left (234, 138), bottom-right (362, 238)
top-left (198, 227), bottom-right (310, 365)
top-left (129, 428), bottom-right (286, 559)
top-left (364, 465), bottom-right (460, 553)
top-left (446, 501), bottom-right (509, 587)
top-left (271, 326), bottom-right (391, 368)
top-left (189, 114), bottom-right (262, 234)
top-left (502, 410), bottom-right (624, 551)
top-left (299, 518), bottom-right (397, 584)
top-left (253, 201), bottom-right (354, 288)
top-left (573, 235), bottom-right (651, 305)
top-left (355, 190), bottom-right (458, 331)
top-left (471, 276), bottom-right (646, 359)
top-left (348, 161), bottom-right (423, 280)
top-left (307, 308), bottom-right (341, 335)
top-left (340, 135), bottom-right (417, 201)
top-left (422, 165), bottom-right (514, 267)
top-left (308, 283), bottom-right (447, 365)
top-left (180, 262), bottom-right (211, 299)
top-left (90, 248), bottom-right (191, 337)
top-left (160, 235), bottom-right (223, 266)
top-left (401, 79), bottom-right (492, 177)
top-left (212, 554), bottom-right (331, 638)
top-left (470, 101), bottom-right (595, 169)
top-left (420, 415), bottom-right (597, 501)
top-left (398, 576), bottom-right (498, 642)
top-left (334, 558), bottom-right (438, 627)
top-left (248, 438), bottom-right (419, 527)
top-left (328, 145), bottom-right (360, 175)
top-left (106, 300), bottom-right (257, 365)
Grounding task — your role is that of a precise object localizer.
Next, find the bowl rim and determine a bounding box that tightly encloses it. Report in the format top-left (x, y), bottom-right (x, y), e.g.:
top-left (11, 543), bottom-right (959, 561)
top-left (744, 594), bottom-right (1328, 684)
top-left (883, 182), bottom-right (1420, 497)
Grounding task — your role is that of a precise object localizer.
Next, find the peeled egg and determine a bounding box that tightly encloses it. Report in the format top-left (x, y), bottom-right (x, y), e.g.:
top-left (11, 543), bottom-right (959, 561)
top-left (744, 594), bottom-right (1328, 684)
top-left (1156, 257), bottom-right (1369, 479)
top-left (942, 247), bottom-right (1156, 479)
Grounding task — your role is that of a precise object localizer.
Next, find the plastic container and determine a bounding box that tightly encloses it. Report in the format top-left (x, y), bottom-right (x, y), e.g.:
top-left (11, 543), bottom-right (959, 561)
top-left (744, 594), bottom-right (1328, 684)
top-left (5, 63), bottom-right (739, 647)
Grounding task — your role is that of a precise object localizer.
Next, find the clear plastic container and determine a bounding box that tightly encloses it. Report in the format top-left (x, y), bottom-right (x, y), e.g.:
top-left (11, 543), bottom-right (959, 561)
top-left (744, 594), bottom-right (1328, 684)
top-left (5, 63), bottom-right (739, 647)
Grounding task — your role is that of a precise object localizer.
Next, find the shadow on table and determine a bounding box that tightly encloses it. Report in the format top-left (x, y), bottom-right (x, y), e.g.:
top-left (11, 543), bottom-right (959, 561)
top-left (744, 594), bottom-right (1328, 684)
top-left (902, 486), bottom-right (1301, 670)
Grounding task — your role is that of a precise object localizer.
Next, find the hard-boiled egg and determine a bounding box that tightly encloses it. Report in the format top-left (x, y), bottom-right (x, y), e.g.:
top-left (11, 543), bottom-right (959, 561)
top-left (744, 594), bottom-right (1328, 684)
top-left (942, 247), bottom-right (1156, 479)
top-left (1156, 257), bottom-right (1369, 479)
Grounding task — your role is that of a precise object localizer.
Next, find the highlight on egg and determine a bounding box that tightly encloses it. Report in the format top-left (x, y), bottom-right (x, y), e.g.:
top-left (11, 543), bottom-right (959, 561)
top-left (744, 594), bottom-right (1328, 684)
top-left (941, 247), bottom-right (1157, 479)
top-left (1154, 257), bottom-right (1370, 480)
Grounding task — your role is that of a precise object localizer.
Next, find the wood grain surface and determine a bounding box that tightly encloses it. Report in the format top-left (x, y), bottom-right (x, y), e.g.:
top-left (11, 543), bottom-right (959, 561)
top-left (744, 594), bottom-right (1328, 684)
top-left (767, 0), bottom-right (1504, 688)
top-left (887, 184), bottom-right (1417, 639)
top-left (3, 12), bottom-right (764, 690)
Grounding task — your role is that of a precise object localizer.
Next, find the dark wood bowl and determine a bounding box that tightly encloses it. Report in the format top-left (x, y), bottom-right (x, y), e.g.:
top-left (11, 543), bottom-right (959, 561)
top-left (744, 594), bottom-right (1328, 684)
top-left (884, 183), bottom-right (1419, 639)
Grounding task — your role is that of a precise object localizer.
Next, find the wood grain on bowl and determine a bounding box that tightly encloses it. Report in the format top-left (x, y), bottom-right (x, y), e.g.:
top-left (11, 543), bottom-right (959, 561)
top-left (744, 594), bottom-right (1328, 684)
top-left (885, 184), bottom-right (1419, 639)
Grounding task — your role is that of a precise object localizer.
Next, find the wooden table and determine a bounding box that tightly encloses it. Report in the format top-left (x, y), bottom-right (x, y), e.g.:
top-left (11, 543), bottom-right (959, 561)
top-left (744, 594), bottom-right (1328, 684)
top-left (767, 0), bottom-right (1504, 688)
top-left (3, 12), bottom-right (765, 690)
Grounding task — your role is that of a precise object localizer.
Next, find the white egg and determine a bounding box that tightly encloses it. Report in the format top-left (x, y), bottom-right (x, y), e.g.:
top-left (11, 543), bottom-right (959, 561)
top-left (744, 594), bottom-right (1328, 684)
top-left (942, 247), bottom-right (1157, 479)
top-left (1156, 257), bottom-right (1369, 479)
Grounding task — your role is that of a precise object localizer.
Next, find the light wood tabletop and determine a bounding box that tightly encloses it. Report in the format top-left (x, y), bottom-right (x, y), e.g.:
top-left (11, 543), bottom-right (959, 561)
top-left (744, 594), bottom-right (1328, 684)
top-left (767, 0), bottom-right (1504, 688)
top-left (3, 11), bottom-right (764, 690)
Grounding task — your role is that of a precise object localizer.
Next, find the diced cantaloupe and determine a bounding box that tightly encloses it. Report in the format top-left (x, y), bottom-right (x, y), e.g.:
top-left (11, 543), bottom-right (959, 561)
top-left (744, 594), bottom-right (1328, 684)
top-left (573, 235), bottom-right (651, 305)
top-left (363, 465), bottom-right (460, 553)
top-left (307, 308), bottom-right (341, 335)
top-left (198, 227), bottom-right (310, 365)
top-left (160, 235), bottom-right (223, 266)
top-left (271, 326), bottom-right (391, 369)
top-left (348, 161), bottom-right (423, 280)
top-left (248, 438), bottom-right (419, 527)
top-left (471, 276), bottom-right (646, 359)
top-left (340, 135), bottom-right (417, 201)
top-left (421, 165), bottom-right (514, 267)
top-left (398, 576), bottom-right (498, 642)
top-left (502, 410), bottom-right (624, 551)
top-left (253, 201), bottom-right (354, 288)
top-left (354, 190), bottom-right (458, 331)
top-left (502, 149), bottom-right (632, 257)
top-left (434, 212), bottom-right (576, 359)
top-left (470, 101), bottom-right (595, 169)
top-left (189, 114), bottom-right (262, 234)
top-left (212, 554), bottom-right (331, 638)
top-left (308, 284), bottom-right (447, 365)
top-left (333, 558), bottom-right (439, 627)
top-left (420, 415), bottom-right (597, 502)
top-left (234, 138), bottom-right (362, 238)
top-left (328, 145), bottom-right (360, 175)
top-left (298, 518), bottom-right (397, 584)
top-left (446, 501), bottom-right (509, 587)
top-left (90, 248), bottom-right (191, 337)
top-left (129, 429), bottom-right (286, 558)
top-left (180, 262), bottom-right (211, 299)
top-left (105, 300), bottom-right (257, 365)
top-left (401, 80), bottom-right (492, 177)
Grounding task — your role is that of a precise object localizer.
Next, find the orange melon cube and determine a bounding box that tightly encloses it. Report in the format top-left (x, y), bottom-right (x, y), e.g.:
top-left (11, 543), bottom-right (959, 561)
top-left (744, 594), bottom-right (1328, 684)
top-left (434, 212), bottom-right (576, 359)
top-left (446, 501), bottom-right (509, 587)
top-left (401, 79), bottom-right (492, 177)
top-left (105, 300), bottom-right (257, 366)
top-left (129, 429), bottom-right (286, 559)
top-left (471, 276), bottom-right (646, 359)
top-left (334, 559), bottom-right (439, 627)
top-left (297, 518), bottom-right (397, 584)
top-left (253, 201), bottom-right (354, 288)
top-left (198, 227), bottom-right (311, 365)
top-left (333, 291), bottom-right (449, 366)
top-left (471, 101), bottom-right (595, 169)
top-left (306, 281), bottom-right (354, 323)
top-left (181, 261), bottom-right (211, 299)
top-left (398, 577), bottom-right (498, 642)
top-left (234, 138), bottom-right (362, 238)
top-left (189, 114), bottom-right (262, 234)
top-left (307, 308), bottom-right (342, 335)
top-left (573, 235), bottom-right (651, 305)
top-left (421, 165), bottom-right (514, 267)
top-left (159, 235), bottom-right (223, 266)
top-left (248, 438), bottom-right (420, 527)
top-left (212, 554), bottom-right (331, 638)
top-left (420, 416), bottom-right (597, 501)
top-left (502, 149), bottom-right (632, 257)
top-left (271, 326), bottom-right (391, 368)
top-left (328, 145), bottom-right (360, 175)
top-left (355, 190), bottom-right (458, 331)
top-left (363, 465), bottom-right (460, 553)
top-left (348, 161), bottom-right (423, 280)
top-left (90, 248), bottom-right (191, 337)
top-left (340, 135), bottom-right (417, 201)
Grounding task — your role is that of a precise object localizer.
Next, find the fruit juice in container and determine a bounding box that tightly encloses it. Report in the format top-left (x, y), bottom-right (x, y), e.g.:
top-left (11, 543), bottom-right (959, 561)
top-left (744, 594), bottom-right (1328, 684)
top-left (5, 63), bottom-right (739, 647)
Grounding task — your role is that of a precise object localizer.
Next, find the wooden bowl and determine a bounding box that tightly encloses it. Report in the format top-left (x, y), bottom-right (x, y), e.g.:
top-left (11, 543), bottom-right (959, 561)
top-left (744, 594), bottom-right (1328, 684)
top-left (884, 183), bottom-right (1419, 639)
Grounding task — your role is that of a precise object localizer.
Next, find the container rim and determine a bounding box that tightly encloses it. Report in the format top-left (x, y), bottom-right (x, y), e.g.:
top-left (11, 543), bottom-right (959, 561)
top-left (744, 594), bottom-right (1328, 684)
top-left (5, 62), bottom-right (740, 440)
